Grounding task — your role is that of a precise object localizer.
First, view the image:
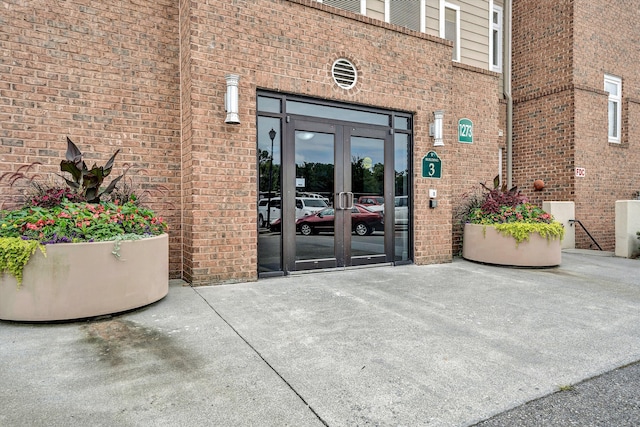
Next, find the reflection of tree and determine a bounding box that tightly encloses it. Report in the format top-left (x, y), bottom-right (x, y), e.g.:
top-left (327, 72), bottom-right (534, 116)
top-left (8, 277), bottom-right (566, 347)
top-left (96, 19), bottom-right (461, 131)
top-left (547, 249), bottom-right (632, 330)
top-left (352, 156), bottom-right (383, 195)
top-left (261, 154), bottom-right (408, 200)
top-left (395, 169), bottom-right (409, 195)
top-left (296, 162), bottom-right (334, 194)
top-left (259, 149), bottom-right (280, 195)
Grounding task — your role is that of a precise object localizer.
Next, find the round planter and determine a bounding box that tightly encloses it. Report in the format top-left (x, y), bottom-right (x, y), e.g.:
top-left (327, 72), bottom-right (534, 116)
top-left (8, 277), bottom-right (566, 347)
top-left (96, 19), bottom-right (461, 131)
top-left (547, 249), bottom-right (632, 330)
top-left (0, 234), bottom-right (168, 322)
top-left (462, 223), bottom-right (561, 267)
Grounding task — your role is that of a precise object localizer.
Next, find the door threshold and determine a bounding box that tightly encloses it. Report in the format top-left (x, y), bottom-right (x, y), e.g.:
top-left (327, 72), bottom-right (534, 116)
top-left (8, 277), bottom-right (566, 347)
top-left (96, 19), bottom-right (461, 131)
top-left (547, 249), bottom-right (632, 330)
top-left (289, 262), bottom-right (394, 276)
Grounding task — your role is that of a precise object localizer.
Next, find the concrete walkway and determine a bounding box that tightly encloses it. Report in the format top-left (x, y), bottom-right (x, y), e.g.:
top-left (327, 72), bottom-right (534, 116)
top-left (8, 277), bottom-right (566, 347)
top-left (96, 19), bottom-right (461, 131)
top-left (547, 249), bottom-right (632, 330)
top-left (1, 252), bottom-right (639, 426)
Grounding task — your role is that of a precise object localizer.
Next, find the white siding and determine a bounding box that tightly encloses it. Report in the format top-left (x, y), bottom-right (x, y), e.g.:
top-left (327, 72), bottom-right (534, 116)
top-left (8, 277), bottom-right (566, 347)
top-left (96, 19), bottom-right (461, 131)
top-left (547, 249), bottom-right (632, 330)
top-left (428, 0), bottom-right (491, 69)
top-left (366, 0), bottom-right (385, 21)
top-left (320, 0), bottom-right (493, 71)
top-left (448, 0), bottom-right (490, 68)
top-left (426, 1), bottom-right (440, 36)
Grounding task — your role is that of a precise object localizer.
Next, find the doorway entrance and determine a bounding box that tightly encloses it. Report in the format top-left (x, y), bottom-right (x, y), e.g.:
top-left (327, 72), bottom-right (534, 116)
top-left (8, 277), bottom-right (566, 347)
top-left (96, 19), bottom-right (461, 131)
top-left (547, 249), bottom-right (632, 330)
top-left (290, 120), bottom-right (389, 270)
top-left (258, 93), bottom-right (412, 277)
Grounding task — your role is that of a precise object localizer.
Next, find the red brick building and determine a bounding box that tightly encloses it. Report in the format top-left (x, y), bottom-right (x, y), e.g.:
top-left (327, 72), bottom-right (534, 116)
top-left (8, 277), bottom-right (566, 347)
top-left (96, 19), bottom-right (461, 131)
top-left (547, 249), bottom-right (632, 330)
top-left (511, 0), bottom-right (640, 250)
top-left (1, 0), bottom-right (636, 284)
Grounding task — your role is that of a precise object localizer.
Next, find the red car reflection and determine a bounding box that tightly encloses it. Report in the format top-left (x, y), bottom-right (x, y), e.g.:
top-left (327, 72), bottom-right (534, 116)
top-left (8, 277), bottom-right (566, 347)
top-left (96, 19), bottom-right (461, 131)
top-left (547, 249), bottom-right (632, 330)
top-left (296, 204), bottom-right (383, 236)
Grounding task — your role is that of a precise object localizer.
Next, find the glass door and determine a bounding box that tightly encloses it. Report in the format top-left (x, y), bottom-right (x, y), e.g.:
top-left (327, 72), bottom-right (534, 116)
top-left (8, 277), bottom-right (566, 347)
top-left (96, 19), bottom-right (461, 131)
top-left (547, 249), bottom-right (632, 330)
top-left (257, 92), bottom-right (413, 277)
top-left (289, 121), bottom-right (340, 270)
top-left (349, 127), bottom-right (390, 266)
top-left (286, 121), bottom-right (389, 271)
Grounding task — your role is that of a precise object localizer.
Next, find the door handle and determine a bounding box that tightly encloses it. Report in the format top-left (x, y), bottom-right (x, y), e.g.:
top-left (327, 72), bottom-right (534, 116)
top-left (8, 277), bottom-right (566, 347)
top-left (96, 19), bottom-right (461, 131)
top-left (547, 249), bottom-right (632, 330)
top-left (346, 192), bottom-right (354, 209)
top-left (337, 192), bottom-right (354, 210)
top-left (337, 192), bottom-right (345, 210)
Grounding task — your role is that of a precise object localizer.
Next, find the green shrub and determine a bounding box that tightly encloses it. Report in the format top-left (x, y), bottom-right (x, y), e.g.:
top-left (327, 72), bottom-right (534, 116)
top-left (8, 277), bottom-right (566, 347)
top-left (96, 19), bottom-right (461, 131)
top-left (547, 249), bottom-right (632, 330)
top-left (0, 237), bottom-right (45, 286)
top-left (461, 176), bottom-right (564, 245)
top-left (494, 222), bottom-right (565, 245)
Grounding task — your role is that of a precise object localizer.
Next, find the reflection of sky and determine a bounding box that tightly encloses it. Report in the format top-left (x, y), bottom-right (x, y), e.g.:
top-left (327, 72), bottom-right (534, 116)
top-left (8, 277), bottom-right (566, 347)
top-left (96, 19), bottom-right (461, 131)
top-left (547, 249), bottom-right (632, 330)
top-left (258, 116), bottom-right (281, 163)
top-left (297, 135), bottom-right (389, 169)
top-left (287, 101), bottom-right (389, 126)
top-left (395, 134), bottom-right (409, 173)
top-left (296, 132), bottom-right (334, 165)
top-left (258, 116), bottom-right (410, 174)
top-left (351, 137), bottom-right (383, 170)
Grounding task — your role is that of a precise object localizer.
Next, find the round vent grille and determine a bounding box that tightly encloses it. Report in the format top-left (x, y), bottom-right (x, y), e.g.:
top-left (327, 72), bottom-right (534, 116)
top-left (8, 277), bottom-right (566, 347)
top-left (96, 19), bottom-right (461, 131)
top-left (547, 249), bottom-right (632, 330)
top-left (332, 58), bottom-right (357, 89)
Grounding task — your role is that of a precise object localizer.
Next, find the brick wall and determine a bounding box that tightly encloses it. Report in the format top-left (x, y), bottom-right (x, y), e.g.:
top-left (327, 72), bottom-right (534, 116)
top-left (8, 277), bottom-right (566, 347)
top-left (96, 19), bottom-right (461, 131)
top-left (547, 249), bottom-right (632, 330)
top-left (512, 90), bottom-right (576, 205)
top-left (178, 0), bottom-right (504, 284)
top-left (571, 0), bottom-right (640, 250)
top-left (512, 0), bottom-right (574, 99)
top-left (2, 0), bottom-right (506, 284)
top-left (449, 63), bottom-right (503, 255)
top-left (512, 0), bottom-right (640, 251)
top-left (511, 0), bottom-right (576, 211)
top-left (179, 0), bottom-right (193, 282)
top-left (0, 0), bottom-right (182, 275)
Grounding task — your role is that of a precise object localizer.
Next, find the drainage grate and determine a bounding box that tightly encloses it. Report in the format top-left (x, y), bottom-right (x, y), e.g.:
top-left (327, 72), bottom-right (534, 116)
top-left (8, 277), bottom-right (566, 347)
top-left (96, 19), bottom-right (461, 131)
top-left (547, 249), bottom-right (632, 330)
top-left (332, 58), bottom-right (357, 89)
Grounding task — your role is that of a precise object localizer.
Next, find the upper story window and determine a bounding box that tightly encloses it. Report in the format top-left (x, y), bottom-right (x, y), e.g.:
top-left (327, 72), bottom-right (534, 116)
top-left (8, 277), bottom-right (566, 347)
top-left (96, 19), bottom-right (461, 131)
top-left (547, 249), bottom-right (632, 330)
top-left (440, 2), bottom-right (460, 62)
top-left (604, 74), bottom-right (622, 143)
top-left (318, 0), bottom-right (365, 14)
top-left (490, 5), bottom-right (503, 72)
top-left (386, 0), bottom-right (426, 33)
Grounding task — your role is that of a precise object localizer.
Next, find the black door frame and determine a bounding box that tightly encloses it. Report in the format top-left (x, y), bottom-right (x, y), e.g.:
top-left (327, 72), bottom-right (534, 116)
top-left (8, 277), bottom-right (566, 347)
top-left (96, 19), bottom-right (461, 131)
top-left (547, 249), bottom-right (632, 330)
top-left (257, 91), bottom-right (413, 277)
top-left (283, 117), bottom-right (394, 272)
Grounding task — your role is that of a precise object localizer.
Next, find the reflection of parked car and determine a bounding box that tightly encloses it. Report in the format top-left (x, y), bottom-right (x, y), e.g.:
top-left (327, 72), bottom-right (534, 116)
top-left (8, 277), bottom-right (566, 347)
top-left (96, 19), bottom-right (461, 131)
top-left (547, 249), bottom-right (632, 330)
top-left (394, 195), bottom-right (409, 226)
top-left (258, 197), bottom-right (328, 227)
top-left (352, 195), bottom-right (408, 226)
top-left (258, 198), bottom-right (281, 227)
top-left (296, 197), bottom-right (329, 217)
top-left (269, 217), bottom-right (282, 232)
top-left (296, 204), bottom-right (383, 236)
top-left (357, 196), bottom-right (384, 206)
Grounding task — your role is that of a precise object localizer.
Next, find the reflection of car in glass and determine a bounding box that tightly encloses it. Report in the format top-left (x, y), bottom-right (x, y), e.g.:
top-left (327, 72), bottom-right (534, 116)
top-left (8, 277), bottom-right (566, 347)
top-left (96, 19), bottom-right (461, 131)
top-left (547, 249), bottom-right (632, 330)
top-left (350, 195), bottom-right (409, 226)
top-left (258, 197), bottom-right (328, 227)
top-left (296, 197), bottom-right (329, 217)
top-left (394, 195), bottom-right (409, 226)
top-left (296, 204), bottom-right (383, 236)
top-left (269, 217), bottom-right (282, 232)
top-left (357, 196), bottom-right (384, 206)
top-left (258, 198), bottom-right (281, 227)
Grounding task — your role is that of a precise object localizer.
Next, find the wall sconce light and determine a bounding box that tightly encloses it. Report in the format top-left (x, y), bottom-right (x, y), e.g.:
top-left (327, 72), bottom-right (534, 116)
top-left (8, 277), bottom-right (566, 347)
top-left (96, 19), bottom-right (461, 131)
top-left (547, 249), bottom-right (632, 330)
top-left (224, 74), bottom-right (240, 125)
top-left (429, 110), bottom-right (444, 146)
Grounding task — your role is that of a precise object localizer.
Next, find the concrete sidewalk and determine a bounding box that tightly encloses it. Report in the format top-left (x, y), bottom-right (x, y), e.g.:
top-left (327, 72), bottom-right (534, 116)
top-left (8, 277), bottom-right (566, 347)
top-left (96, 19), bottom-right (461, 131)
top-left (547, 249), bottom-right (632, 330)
top-left (1, 252), bottom-right (639, 426)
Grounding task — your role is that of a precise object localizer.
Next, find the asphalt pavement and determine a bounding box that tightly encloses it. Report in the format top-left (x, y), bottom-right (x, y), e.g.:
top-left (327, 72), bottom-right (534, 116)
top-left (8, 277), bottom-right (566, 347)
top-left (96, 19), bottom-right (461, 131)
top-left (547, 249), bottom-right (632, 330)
top-left (473, 359), bottom-right (640, 426)
top-left (1, 251), bottom-right (639, 426)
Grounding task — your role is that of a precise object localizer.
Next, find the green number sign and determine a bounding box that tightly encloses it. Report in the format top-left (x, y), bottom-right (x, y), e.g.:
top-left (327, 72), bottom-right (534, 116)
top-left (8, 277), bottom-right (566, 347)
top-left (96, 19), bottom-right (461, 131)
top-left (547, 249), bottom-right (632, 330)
top-left (458, 118), bottom-right (473, 143)
top-left (421, 151), bottom-right (442, 179)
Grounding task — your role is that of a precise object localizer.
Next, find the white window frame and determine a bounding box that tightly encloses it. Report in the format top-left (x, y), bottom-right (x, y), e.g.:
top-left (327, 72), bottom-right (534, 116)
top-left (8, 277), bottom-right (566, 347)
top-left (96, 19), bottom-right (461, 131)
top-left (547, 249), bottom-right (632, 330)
top-left (604, 74), bottom-right (622, 143)
top-left (440, 1), bottom-right (460, 62)
top-left (490, 3), bottom-right (503, 72)
top-left (385, 0), bottom-right (426, 33)
top-left (316, 0), bottom-right (366, 15)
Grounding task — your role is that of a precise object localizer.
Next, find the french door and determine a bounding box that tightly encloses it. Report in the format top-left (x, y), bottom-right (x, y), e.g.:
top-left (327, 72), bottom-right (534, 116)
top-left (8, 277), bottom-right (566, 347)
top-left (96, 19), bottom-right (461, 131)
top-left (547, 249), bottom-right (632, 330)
top-left (257, 92), bottom-right (412, 277)
top-left (282, 119), bottom-right (391, 272)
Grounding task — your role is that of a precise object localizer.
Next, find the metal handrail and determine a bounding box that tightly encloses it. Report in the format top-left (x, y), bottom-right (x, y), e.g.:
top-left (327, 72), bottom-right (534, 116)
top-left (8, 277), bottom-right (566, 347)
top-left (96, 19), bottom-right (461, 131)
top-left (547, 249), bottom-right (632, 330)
top-left (568, 220), bottom-right (603, 251)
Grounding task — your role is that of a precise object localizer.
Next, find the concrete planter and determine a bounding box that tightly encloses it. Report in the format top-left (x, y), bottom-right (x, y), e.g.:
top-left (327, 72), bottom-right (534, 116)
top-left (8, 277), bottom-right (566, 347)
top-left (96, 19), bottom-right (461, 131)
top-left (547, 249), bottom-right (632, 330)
top-left (462, 223), bottom-right (561, 267)
top-left (615, 200), bottom-right (640, 258)
top-left (0, 234), bottom-right (168, 322)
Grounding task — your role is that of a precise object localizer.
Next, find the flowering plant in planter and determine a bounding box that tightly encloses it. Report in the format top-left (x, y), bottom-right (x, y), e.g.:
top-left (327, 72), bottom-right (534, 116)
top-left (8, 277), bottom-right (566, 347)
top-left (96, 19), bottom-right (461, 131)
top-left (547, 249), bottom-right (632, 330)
top-left (459, 177), bottom-right (565, 268)
top-left (0, 138), bottom-right (167, 287)
top-left (0, 202), bottom-right (167, 244)
top-left (462, 177), bottom-right (564, 244)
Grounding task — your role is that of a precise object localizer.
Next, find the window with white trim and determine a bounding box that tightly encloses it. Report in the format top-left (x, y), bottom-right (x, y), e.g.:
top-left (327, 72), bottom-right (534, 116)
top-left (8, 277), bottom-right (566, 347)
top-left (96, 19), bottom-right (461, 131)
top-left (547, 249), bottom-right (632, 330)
top-left (490, 5), bottom-right (503, 72)
top-left (604, 74), bottom-right (622, 143)
top-left (318, 0), bottom-right (365, 15)
top-left (386, 0), bottom-right (426, 33)
top-left (440, 2), bottom-right (460, 62)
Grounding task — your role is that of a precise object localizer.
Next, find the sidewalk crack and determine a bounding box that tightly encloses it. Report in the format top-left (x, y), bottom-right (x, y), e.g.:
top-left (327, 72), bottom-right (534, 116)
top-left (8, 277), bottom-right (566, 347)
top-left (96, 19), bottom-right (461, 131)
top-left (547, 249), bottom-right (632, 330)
top-left (193, 289), bottom-right (329, 426)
